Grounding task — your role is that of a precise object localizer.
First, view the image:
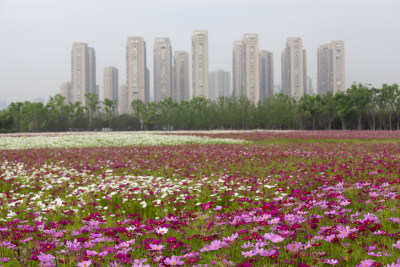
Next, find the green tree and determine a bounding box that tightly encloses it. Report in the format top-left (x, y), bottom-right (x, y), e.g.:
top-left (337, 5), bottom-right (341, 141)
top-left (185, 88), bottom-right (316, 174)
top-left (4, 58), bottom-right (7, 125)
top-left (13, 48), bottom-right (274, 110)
top-left (103, 98), bottom-right (117, 128)
top-left (347, 83), bottom-right (372, 130)
top-left (85, 93), bottom-right (100, 130)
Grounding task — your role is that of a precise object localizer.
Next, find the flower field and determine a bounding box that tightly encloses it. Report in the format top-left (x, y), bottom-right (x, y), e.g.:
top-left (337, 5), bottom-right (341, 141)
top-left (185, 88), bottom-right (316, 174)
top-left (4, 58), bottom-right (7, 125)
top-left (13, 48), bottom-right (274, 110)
top-left (0, 131), bottom-right (400, 266)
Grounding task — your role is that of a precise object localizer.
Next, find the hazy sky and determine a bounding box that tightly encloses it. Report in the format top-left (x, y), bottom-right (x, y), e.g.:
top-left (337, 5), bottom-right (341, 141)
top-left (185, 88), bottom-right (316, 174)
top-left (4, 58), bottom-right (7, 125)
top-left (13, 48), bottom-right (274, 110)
top-left (0, 0), bottom-right (399, 104)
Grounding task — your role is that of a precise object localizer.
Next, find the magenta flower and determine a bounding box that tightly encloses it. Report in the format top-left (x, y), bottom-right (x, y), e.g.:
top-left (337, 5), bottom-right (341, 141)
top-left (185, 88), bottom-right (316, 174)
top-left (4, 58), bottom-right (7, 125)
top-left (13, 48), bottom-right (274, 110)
top-left (164, 255), bottom-right (184, 266)
top-left (0, 257), bottom-right (10, 262)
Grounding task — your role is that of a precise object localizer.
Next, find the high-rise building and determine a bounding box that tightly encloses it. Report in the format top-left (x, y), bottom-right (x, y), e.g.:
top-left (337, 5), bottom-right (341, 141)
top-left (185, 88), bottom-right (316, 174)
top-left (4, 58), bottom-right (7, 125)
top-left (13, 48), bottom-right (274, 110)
top-left (154, 38), bottom-right (172, 102)
top-left (126, 37), bottom-right (148, 105)
top-left (209, 70), bottom-right (231, 101)
top-left (60, 81), bottom-right (72, 104)
top-left (104, 67), bottom-right (118, 113)
top-left (71, 43), bottom-right (97, 105)
top-left (259, 50), bottom-right (274, 101)
top-left (242, 34), bottom-right (260, 103)
top-left (119, 84), bottom-right (129, 114)
top-left (88, 47), bottom-right (96, 95)
top-left (192, 30), bottom-right (209, 99)
top-left (71, 43), bottom-right (88, 105)
top-left (232, 41), bottom-right (243, 98)
top-left (232, 34), bottom-right (260, 103)
top-left (281, 38), bottom-right (307, 100)
top-left (317, 41), bottom-right (345, 95)
top-left (173, 51), bottom-right (190, 102)
top-left (307, 76), bottom-right (314, 95)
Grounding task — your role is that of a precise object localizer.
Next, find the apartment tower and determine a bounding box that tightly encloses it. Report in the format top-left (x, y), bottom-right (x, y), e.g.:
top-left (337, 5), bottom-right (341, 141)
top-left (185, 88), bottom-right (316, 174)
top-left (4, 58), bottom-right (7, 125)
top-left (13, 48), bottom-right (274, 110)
top-left (209, 70), bottom-right (231, 101)
top-left (281, 38), bottom-right (307, 100)
top-left (232, 41), bottom-right (243, 98)
top-left (232, 34), bottom-right (260, 103)
top-left (119, 84), bottom-right (129, 114)
top-left (71, 42), bottom-right (97, 105)
top-left (259, 50), bottom-right (274, 101)
top-left (154, 38), bottom-right (172, 102)
top-left (103, 67), bottom-right (118, 113)
top-left (173, 51), bottom-right (190, 102)
top-left (317, 41), bottom-right (345, 95)
top-left (126, 37), bottom-right (148, 105)
top-left (192, 30), bottom-right (209, 99)
top-left (59, 81), bottom-right (72, 104)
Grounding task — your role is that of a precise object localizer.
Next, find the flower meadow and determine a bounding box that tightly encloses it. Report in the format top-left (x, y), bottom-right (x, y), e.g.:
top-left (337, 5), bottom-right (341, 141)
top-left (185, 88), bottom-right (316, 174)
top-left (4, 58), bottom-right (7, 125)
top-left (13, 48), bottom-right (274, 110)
top-left (0, 131), bottom-right (400, 267)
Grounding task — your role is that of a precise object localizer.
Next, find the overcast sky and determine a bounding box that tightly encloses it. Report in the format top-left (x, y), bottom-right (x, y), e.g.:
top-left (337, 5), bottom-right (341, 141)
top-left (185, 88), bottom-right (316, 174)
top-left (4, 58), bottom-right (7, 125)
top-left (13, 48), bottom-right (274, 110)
top-left (0, 0), bottom-right (399, 104)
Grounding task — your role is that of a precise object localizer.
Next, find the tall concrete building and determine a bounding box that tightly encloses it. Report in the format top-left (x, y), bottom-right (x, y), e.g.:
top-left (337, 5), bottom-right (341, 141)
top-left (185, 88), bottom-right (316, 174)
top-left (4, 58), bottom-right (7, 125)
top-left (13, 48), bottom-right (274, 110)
top-left (259, 50), bottom-right (274, 101)
top-left (71, 43), bottom-right (90, 105)
top-left (192, 30), bottom-right (209, 99)
top-left (126, 37), bottom-right (148, 105)
top-left (60, 81), bottom-right (72, 104)
top-left (281, 38), bottom-right (307, 100)
top-left (119, 84), bottom-right (129, 114)
top-left (154, 38), bottom-right (172, 102)
top-left (88, 47), bottom-right (97, 95)
top-left (103, 67), bottom-right (118, 113)
top-left (209, 70), bottom-right (231, 101)
top-left (232, 34), bottom-right (260, 103)
top-left (317, 41), bottom-right (345, 95)
top-left (307, 76), bottom-right (314, 95)
top-left (173, 51), bottom-right (190, 102)
top-left (232, 41), bottom-right (243, 98)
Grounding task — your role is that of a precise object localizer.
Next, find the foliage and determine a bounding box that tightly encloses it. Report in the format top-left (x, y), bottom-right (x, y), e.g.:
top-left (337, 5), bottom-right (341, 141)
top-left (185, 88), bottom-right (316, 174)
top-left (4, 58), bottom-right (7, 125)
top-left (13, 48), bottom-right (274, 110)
top-left (1, 83), bottom-right (400, 132)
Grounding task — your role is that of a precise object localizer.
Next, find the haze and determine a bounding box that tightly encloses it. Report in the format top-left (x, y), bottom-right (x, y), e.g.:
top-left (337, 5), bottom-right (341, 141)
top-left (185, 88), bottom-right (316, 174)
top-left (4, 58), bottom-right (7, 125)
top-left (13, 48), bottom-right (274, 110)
top-left (0, 0), bottom-right (399, 104)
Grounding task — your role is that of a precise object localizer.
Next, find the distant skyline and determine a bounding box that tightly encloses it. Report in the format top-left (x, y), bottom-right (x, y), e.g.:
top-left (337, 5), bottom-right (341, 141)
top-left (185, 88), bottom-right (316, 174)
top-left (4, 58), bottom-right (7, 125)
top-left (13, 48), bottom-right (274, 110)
top-left (0, 0), bottom-right (399, 104)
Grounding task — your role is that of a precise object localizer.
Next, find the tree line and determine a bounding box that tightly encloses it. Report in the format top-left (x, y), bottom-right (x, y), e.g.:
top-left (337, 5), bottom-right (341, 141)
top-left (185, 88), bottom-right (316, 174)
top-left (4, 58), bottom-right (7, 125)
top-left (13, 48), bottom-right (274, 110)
top-left (1, 83), bottom-right (399, 133)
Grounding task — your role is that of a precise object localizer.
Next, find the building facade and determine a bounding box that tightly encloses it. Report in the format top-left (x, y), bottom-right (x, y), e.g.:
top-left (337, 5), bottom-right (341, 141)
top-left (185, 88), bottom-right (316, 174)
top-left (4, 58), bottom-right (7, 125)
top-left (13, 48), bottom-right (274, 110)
top-left (317, 40), bottom-right (345, 95)
top-left (281, 38), bottom-right (307, 100)
top-left (103, 67), bottom-right (118, 113)
top-left (209, 70), bottom-right (231, 101)
top-left (173, 51), bottom-right (190, 102)
top-left (71, 43), bottom-right (89, 105)
top-left (232, 34), bottom-right (260, 103)
top-left (119, 84), bottom-right (129, 114)
top-left (192, 30), bottom-right (209, 99)
top-left (259, 50), bottom-right (274, 101)
top-left (232, 41), bottom-right (243, 98)
top-left (60, 81), bottom-right (72, 104)
top-left (154, 38), bottom-right (172, 102)
top-left (126, 37), bottom-right (148, 105)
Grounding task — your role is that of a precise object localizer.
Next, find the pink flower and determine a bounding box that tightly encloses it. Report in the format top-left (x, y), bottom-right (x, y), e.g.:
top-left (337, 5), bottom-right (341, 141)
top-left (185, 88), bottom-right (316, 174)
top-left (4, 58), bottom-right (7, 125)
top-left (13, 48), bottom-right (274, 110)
top-left (209, 240), bottom-right (222, 250)
top-left (155, 227), bottom-right (169, 235)
top-left (223, 233), bottom-right (238, 242)
top-left (356, 259), bottom-right (375, 267)
top-left (392, 241), bottom-right (400, 249)
top-left (164, 255), bottom-right (184, 266)
top-left (149, 244), bottom-right (164, 251)
top-left (241, 250), bottom-right (255, 257)
top-left (77, 260), bottom-right (92, 267)
top-left (324, 259), bottom-right (338, 265)
top-left (37, 253), bottom-right (55, 263)
top-left (0, 258), bottom-right (10, 262)
top-left (133, 259), bottom-right (150, 267)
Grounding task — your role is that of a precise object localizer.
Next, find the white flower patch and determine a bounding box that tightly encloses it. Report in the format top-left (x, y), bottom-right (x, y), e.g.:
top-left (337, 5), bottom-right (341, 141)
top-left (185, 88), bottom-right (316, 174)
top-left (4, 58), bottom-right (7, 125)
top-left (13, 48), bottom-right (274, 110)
top-left (0, 132), bottom-right (246, 150)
